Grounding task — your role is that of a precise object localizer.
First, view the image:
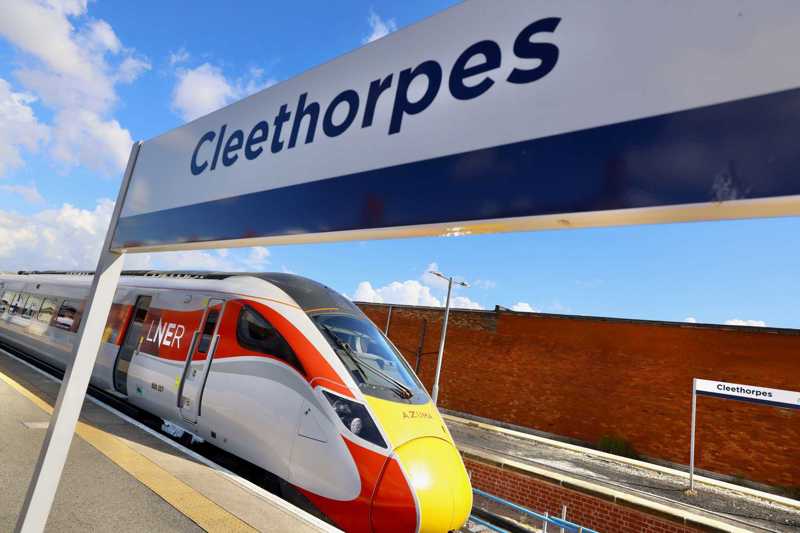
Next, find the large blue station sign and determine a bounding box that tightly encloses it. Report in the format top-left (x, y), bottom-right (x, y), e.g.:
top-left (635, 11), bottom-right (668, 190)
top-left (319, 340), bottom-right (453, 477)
top-left (112, 0), bottom-right (800, 252)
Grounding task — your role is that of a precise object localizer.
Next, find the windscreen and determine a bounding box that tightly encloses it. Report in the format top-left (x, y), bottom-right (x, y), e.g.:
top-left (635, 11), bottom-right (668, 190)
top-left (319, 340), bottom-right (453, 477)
top-left (312, 313), bottom-right (428, 404)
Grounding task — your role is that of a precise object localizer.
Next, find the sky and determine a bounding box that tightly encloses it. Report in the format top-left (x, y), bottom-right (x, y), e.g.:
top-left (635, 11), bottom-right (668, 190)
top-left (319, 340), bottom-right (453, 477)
top-left (0, 0), bottom-right (797, 328)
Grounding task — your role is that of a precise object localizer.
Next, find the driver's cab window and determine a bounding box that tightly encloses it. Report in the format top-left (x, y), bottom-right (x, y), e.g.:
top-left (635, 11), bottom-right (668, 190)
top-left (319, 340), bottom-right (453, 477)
top-left (236, 305), bottom-right (303, 372)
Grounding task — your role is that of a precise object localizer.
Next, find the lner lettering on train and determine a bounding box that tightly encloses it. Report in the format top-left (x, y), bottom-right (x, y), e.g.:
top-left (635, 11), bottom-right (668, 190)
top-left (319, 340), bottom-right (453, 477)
top-left (145, 318), bottom-right (186, 348)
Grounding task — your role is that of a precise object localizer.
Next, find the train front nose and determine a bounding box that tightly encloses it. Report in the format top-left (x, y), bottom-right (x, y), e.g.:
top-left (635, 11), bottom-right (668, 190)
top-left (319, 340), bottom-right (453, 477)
top-left (372, 437), bottom-right (472, 533)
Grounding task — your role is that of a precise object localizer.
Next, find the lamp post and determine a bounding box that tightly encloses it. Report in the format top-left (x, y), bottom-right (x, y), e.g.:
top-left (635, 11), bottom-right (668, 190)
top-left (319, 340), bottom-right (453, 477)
top-left (429, 270), bottom-right (469, 405)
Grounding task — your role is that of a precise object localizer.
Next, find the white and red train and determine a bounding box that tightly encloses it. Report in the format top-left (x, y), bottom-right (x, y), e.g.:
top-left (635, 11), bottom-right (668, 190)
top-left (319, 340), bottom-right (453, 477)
top-left (0, 271), bottom-right (472, 533)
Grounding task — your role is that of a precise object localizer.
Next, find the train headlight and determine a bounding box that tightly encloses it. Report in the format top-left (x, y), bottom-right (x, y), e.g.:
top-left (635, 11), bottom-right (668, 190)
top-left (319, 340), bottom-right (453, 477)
top-left (323, 391), bottom-right (386, 448)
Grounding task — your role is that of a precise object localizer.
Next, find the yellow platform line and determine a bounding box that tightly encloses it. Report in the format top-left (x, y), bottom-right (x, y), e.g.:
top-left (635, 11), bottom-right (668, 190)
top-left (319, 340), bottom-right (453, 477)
top-left (0, 368), bottom-right (257, 533)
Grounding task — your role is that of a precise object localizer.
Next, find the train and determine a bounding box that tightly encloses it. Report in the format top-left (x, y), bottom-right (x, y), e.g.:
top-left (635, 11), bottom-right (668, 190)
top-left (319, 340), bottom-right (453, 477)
top-left (0, 271), bottom-right (472, 533)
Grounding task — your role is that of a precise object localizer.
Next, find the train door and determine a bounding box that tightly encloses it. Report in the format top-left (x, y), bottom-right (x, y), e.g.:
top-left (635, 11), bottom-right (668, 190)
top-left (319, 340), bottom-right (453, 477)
top-left (179, 299), bottom-right (224, 424)
top-left (113, 295), bottom-right (151, 396)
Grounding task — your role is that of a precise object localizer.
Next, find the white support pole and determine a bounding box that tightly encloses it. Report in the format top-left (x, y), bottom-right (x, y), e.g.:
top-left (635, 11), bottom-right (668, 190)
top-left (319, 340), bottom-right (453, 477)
top-left (15, 141), bottom-right (141, 533)
top-left (689, 377), bottom-right (697, 493)
top-left (431, 276), bottom-right (453, 405)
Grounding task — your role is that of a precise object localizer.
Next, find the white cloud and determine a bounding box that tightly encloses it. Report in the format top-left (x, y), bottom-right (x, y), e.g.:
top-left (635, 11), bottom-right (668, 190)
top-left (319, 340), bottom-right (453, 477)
top-left (684, 317), bottom-right (698, 323)
top-left (725, 319), bottom-right (767, 327)
top-left (0, 197), bottom-right (275, 272)
top-left (0, 0), bottom-right (149, 175)
top-left (81, 19), bottom-right (121, 54)
top-left (0, 79), bottom-right (50, 176)
top-left (49, 109), bottom-right (133, 175)
top-left (171, 63), bottom-right (233, 122)
top-left (168, 47), bottom-right (190, 66)
top-left (125, 246), bottom-right (273, 273)
top-left (151, 250), bottom-right (239, 271)
top-left (116, 55), bottom-right (151, 84)
top-left (0, 198), bottom-right (114, 270)
top-left (0, 183), bottom-right (44, 204)
top-left (511, 302), bottom-right (537, 313)
top-left (352, 263), bottom-right (483, 309)
top-left (244, 246), bottom-right (270, 269)
top-left (450, 296), bottom-right (482, 310)
top-left (353, 280), bottom-right (441, 307)
top-left (171, 63), bottom-right (275, 122)
top-left (474, 279), bottom-right (497, 290)
top-left (363, 10), bottom-right (397, 44)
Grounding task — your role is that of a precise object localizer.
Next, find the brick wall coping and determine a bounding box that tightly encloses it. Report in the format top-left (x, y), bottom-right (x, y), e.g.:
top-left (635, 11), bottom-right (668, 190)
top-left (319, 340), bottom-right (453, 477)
top-left (461, 445), bottom-right (751, 532)
top-left (445, 413), bottom-right (800, 512)
top-left (356, 301), bottom-right (800, 336)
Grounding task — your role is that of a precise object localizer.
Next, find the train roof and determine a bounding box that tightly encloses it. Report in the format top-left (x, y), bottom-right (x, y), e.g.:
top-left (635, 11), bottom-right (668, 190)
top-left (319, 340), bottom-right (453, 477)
top-left (6, 270), bottom-right (361, 315)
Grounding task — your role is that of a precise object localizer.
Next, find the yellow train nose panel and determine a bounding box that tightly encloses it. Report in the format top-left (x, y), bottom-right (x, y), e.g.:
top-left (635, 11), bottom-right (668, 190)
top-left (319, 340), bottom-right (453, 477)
top-left (364, 396), bottom-right (451, 448)
top-left (394, 437), bottom-right (472, 533)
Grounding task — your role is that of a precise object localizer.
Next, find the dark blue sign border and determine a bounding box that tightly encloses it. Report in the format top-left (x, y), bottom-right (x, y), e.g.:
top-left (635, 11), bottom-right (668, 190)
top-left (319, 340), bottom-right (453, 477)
top-left (696, 390), bottom-right (800, 410)
top-left (112, 87), bottom-right (800, 250)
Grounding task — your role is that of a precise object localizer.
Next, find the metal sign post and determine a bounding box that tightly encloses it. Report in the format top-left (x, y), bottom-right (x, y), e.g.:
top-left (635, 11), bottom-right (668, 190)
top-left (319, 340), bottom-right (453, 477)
top-left (688, 378), bottom-right (800, 493)
top-left (431, 277), bottom-right (453, 405)
top-left (429, 271), bottom-right (469, 405)
top-left (15, 142), bottom-right (142, 533)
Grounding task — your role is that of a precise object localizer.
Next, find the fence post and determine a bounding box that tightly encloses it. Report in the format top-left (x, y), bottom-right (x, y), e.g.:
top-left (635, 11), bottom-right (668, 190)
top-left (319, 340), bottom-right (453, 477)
top-left (414, 318), bottom-right (427, 373)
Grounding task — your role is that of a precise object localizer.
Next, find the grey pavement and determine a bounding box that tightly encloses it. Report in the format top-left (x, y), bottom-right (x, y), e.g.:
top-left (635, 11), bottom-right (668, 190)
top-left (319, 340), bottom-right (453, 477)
top-left (0, 350), bottom-right (333, 533)
top-left (0, 369), bottom-right (202, 533)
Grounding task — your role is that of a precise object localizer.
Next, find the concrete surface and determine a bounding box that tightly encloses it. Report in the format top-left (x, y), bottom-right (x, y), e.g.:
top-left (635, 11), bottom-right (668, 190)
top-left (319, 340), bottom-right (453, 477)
top-left (447, 413), bottom-right (800, 532)
top-left (0, 366), bottom-right (202, 532)
top-left (0, 350), bottom-right (334, 532)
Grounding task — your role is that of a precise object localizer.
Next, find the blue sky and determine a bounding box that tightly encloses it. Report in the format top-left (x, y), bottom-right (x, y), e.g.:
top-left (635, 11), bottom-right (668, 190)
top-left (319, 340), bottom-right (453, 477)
top-left (0, 1), bottom-right (797, 328)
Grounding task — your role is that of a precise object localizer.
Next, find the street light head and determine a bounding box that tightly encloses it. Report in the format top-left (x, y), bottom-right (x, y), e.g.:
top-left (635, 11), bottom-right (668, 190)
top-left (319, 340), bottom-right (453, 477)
top-left (428, 270), bottom-right (446, 280)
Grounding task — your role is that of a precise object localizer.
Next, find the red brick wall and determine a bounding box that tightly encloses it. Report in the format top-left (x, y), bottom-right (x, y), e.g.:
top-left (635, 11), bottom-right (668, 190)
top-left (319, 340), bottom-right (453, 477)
top-left (358, 303), bottom-right (800, 487)
top-left (465, 457), bottom-right (704, 532)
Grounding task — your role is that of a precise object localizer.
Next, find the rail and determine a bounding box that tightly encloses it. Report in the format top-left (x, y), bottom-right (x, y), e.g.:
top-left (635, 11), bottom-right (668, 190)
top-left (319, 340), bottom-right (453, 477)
top-left (471, 488), bottom-right (599, 533)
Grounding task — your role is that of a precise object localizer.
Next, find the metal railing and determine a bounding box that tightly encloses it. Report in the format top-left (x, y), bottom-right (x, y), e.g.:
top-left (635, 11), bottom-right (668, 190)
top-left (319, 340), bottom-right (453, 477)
top-left (471, 488), bottom-right (599, 533)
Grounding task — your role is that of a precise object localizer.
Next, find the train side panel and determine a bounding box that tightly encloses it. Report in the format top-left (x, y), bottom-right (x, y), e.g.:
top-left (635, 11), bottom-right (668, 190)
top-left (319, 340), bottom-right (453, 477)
top-left (125, 288), bottom-right (203, 423)
top-left (0, 277), bottom-right (127, 391)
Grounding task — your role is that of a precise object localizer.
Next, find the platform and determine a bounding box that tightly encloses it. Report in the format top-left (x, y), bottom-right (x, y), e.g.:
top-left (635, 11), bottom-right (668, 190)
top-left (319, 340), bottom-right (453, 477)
top-left (0, 350), bottom-right (337, 532)
top-left (446, 412), bottom-right (800, 532)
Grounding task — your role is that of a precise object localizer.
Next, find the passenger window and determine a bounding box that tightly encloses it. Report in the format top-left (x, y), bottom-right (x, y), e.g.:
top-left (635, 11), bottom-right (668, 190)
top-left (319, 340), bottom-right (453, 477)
top-left (37, 298), bottom-right (58, 324)
top-left (197, 309), bottom-right (220, 353)
top-left (0, 291), bottom-right (16, 313)
top-left (236, 306), bottom-right (303, 371)
top-left (55, 299), bottom-right (84, 332)
top-left (11, 293), bottom-right (28, 315)
top-left (22, 295), bottom-right (43, 319)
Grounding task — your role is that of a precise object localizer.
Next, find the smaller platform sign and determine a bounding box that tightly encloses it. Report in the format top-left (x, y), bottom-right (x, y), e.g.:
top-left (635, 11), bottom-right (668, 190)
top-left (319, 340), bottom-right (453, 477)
top-left (695, 379), bottom-right (800, 410)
